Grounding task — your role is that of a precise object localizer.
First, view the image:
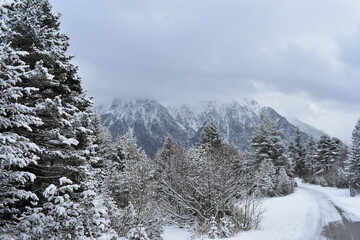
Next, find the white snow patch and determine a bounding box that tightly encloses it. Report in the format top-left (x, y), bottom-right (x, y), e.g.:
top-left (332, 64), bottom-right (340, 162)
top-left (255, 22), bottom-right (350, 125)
top-left (59, 177), bottom-right (73, 185)
top-left (162, 226), bottom-right (192, 240)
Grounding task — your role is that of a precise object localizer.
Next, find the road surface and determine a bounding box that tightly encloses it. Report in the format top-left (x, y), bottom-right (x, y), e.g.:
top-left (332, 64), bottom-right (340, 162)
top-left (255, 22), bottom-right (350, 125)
top-left (298, 185), bottom-right (360, 240)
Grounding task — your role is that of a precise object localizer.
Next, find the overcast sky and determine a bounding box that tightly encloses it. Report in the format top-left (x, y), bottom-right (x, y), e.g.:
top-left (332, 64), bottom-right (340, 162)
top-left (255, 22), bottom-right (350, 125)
top-left (49, 0), bottom-right (360, 144)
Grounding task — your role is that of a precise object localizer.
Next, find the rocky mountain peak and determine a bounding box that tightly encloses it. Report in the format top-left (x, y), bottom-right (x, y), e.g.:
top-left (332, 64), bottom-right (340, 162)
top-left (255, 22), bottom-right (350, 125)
top-left (98, 98), bottom-right (325, 156)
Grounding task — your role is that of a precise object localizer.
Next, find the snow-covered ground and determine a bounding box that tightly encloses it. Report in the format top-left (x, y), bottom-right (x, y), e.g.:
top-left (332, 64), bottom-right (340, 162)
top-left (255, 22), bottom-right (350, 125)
top-left (298, 180), bottom-right (360, 222)
top-left (162, 180), bottom-right (360, 240)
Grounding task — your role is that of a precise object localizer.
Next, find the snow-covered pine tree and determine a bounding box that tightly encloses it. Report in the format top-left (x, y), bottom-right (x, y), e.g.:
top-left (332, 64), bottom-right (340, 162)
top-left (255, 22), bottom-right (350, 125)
top-left (119, 131), bottom-right (153, 208)
top-left (288, 128), bottom-right (306, 178)
top-left (253, 159), bottom-right (276, 197)
top-left (155, 135), bottom-right (186, 176)
top-left (250, 115), bottom-right (293, 196)
top-left (154, 135), bottom-right (188, 221)
top-left (304, 136), bottom-right (317, 179)
top-left (346, 119), bottom-right (360, 188)
top-left (250, 115), bottom-right (292, 175)
top-left (110, 131), bottom-right (163, 239)
top-left (76, 165), bottom-right (118, 239)
top-left (0, 6), bottom-right (43, 236)
top-left (275, 167), bottom-right (294, 196)
top-left (89, 114), bottom-right (113, 168)
top-left (199, 121), bottom-right (223, 151)
top-left (331, 137), bottom-right (347, 169)
top-left (314, 135), bottom-right (336, 175)
top-left (3, 0), bottom-right (93, 192)
top-left (106, 134), bottom-right (127, 211)
top-left (2, 1), bottom-right (116, 238)
top-left (310, 135), bottom-right (344, 186)
top-left (327, 137), bottom-right (348, 188)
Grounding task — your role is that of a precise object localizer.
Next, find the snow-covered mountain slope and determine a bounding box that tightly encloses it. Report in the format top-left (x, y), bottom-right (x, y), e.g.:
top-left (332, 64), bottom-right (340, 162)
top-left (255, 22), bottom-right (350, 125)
top-left (289, 118), bottom-right (326, 140)
top-left (98, 98), bottom-right (320, 156)
top-left (99, 99), bottom-right (188, 156)
top-left (168, 100), bottom-right (305, 150)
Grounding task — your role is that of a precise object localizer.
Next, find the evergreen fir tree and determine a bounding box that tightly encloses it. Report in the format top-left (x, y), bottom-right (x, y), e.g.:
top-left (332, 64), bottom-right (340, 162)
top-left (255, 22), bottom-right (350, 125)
top-left (254, 159), bottom-right (276, 197)
top-left (200, 121), bottom-right (223, 151)
top-left (110, 131), bottom-right (163, 239)
top-left (250, 115), bottom-right (291, 175)
top-left (2, 1), bottom-right (116, 238)
top-left (155, 135), bottom-right (188, 218)
top-left (346, 119), bottom-right (360, 188)
top-left (331, 137), bottom-right (346, 169)
top-left (288, 128), bottom-right (306, 178)
top-left (155, 135), bottom-right (186, 176)
top-left (89, 114), bottom-right (112, 168)
top-left (0, 4), bottom-right (43, 237)
top-left (315, 135), bottom-right (336, 175)
top-left (4, 0), bottom-right (93, 193)
top-left (303, 136), bottom-right (317, 180)
top-left (275, 167), bottom-right (294, 196)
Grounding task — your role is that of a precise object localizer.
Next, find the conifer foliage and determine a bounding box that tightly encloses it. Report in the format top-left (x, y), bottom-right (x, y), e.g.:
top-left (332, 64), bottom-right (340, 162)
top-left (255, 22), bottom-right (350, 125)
top-left (0, 6), bottom-right (42, 234)
top-left (299, 133), bottom-right (348, 188)
top-left (250, 115), bottom-right (293, 196)
top-left (303, 136), bottom-right (317, 178)
top-left (346, 119), bottom-right (360, 188)
top-left (302, 135), bottom-right (347, 187)
top-left (1, 1), bottom-right (116, 239)
top-left (107, 131), bottom-right (163, 240)
top-left (288, 128), bottom-right (306, 178)
top-left (3, 0), bottom-right (94, 190)
top-left (251, 115), bottom-right (291, 172)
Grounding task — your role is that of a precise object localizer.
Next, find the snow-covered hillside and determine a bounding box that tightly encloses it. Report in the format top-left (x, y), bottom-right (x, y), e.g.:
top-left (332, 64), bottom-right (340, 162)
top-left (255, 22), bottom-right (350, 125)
top-left (98, 99), bottom-right (188, 155)
top-left (98, 98), bottom-right (322, 156)
top-left (168, 100), bottom-right (262, 145)
top-left (289, 118), bottom-right (326, 140)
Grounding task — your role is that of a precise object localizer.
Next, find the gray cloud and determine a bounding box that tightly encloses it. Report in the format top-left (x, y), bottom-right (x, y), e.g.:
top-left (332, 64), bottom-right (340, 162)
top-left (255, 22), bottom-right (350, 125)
top-left (50, 0), bottom-right (360, 142)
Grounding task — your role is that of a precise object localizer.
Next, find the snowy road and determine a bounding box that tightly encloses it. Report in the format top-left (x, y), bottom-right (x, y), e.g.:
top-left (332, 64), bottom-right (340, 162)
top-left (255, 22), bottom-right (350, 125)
top-left (299, 185), bottom-right (360, 240)
top-left (163, 181), bottom-right (360, 240)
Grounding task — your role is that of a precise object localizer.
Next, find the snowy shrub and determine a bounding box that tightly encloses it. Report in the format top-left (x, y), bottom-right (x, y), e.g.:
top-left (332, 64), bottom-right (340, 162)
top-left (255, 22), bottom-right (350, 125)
top-left (156, 124), bottom-right (264, 239)
top-left (196, 196), bottom-right (263, 239)
top-left (127, 224), bottom-right (149, 240)
top-left (116, 203), bottom-right (163, 240)
top-left (235, 196), bottom-right (263, 231)
top-left (254, 159), bottom-right (277, 197)
top-left (275, 167), bottom-right (294, 196)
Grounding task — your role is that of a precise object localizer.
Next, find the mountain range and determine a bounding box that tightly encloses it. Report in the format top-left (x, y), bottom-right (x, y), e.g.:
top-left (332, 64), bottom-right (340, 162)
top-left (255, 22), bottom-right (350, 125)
top-left (97, 99), bottom-right (325, 157)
